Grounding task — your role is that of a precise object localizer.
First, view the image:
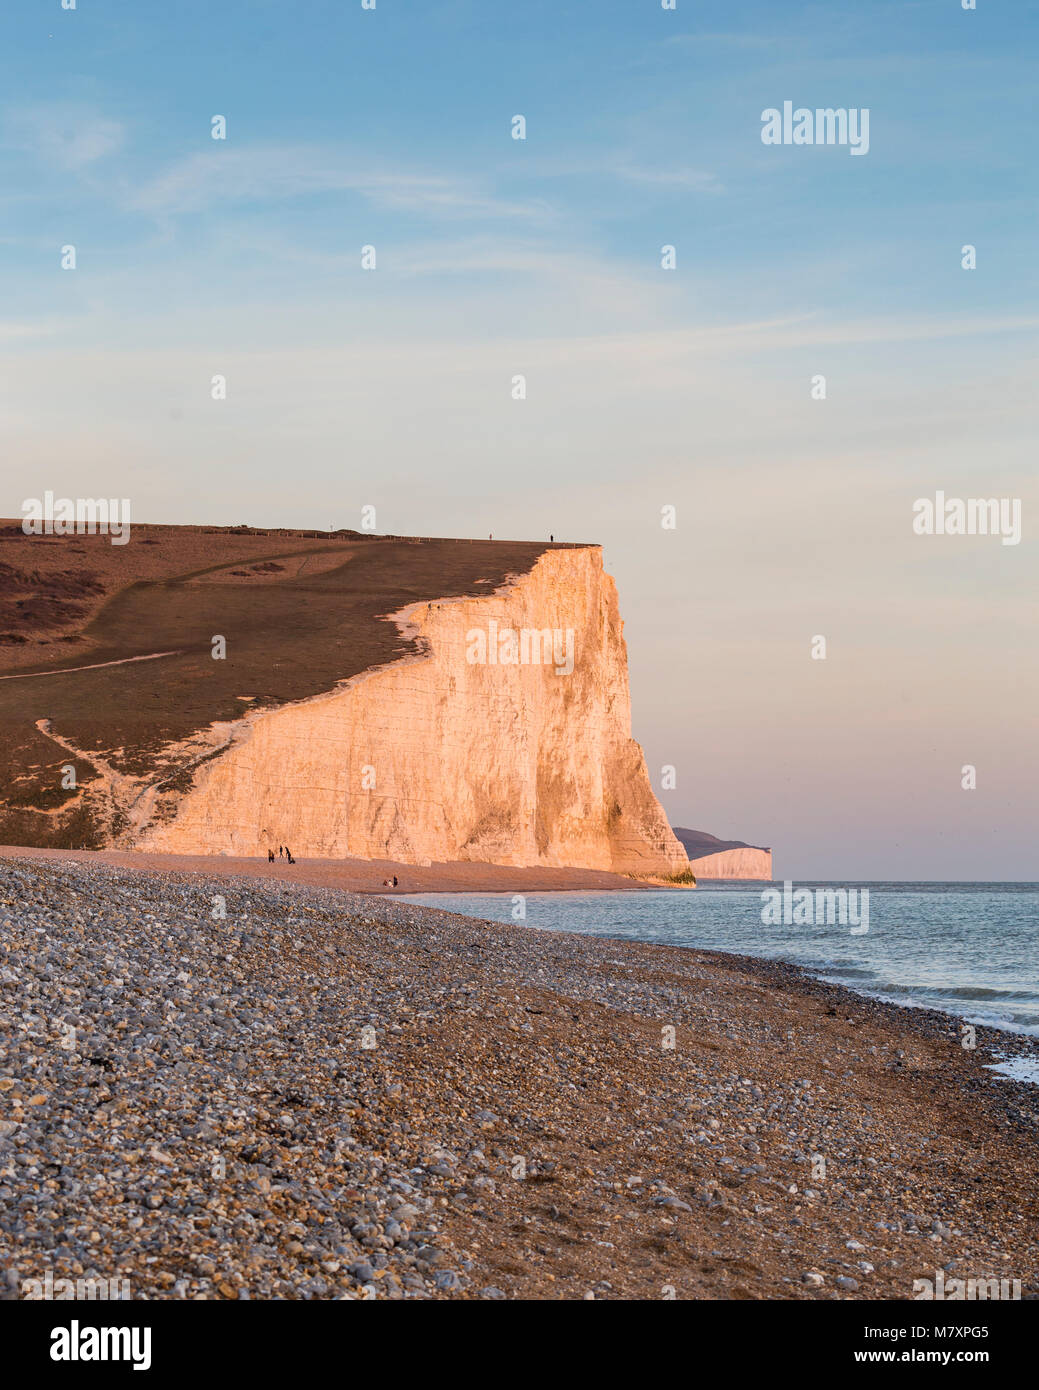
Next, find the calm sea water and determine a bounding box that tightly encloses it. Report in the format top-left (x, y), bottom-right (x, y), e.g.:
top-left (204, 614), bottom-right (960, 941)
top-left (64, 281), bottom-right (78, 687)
top-left (401, 883), bottom-right (1039, 1049)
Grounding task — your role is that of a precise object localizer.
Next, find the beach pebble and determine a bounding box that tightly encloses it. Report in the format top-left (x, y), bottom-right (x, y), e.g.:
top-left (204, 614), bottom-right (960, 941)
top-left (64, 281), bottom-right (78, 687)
top-left (2, 854), bottom-right (1034, 1305)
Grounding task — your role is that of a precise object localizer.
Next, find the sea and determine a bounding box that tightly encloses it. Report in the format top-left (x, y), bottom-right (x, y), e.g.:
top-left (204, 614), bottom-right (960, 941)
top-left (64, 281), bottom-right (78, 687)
top-left (401, 882), bottom-right (1039, 1080)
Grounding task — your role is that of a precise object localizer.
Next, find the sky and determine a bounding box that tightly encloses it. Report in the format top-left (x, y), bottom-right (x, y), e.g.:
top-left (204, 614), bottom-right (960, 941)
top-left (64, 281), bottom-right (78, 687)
top-left (1, 0), bottom-right (1036, 879)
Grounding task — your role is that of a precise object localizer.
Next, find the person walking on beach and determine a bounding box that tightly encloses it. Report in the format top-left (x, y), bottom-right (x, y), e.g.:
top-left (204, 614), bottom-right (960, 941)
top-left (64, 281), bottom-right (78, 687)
top-left (286, 847), bottom-right (295, 864)
top-left (279, 846), bottom-right (284, 858)
top-left (268, 849), bottom-right (275, 863)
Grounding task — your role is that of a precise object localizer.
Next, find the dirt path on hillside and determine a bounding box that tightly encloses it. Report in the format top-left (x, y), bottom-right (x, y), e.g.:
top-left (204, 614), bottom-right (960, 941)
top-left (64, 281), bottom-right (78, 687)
top-left (0, 650), bottom-right (181, 681)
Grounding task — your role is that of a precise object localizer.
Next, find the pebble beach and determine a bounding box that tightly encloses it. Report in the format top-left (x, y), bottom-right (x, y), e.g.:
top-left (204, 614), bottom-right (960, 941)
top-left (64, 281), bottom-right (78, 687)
top-left (1, 856), bottom-right (1037, 1300)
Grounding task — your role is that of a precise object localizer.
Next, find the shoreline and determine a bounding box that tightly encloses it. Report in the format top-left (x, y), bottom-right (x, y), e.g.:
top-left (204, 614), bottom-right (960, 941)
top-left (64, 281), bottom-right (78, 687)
top-left (403, 888), bottom-right (1039, 1058)
top-left (2, 855), bottom-right (1037, 1300)
top-left (0, 844), bottom-right (690, 894)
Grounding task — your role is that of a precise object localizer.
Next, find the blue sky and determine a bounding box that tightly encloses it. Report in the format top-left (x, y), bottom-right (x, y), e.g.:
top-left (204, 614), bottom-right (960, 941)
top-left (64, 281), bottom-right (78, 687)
top-left (3, 0), bottom-right (1037, 335)
top-left (1, 1), bottom-right (1036, 876)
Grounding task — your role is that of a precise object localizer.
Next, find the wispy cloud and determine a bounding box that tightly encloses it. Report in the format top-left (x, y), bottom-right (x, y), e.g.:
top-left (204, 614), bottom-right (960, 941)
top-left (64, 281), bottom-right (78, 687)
top-left (525, 312), bottom-right (1039, 362)
top-left (127, 145), bottom-right (553, 221)
top-left (613, 165), bottom-right (722, 193)
top-left (4, 104), bottom-right (125, 170)
top-left (661, 32), bottom-right (784, 50)
top-left (0, 319), bottom-right (64, 343)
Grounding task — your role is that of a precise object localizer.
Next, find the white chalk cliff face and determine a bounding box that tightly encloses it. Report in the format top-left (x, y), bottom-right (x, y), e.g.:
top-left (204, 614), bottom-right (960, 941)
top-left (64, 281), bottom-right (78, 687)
top-left (686, 847), bottom-right (773, 880)
top-left (133, 547), bottom-right (688, 874)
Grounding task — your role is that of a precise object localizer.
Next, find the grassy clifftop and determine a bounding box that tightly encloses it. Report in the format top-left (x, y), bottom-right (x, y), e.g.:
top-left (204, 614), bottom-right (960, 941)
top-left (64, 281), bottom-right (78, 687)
top-left (0, 526), bottom-right (570, 848)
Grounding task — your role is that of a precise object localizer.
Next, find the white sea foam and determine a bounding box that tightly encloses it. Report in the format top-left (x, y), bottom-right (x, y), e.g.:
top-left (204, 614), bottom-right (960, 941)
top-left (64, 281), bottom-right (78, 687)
top-left (984, 1056), bottom-right (1039, 1085)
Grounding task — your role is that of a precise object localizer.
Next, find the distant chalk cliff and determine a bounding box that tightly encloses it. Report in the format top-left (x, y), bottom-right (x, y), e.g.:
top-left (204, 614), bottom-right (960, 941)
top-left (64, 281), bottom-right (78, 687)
top-left (672, 828), bottom-right (773, 880)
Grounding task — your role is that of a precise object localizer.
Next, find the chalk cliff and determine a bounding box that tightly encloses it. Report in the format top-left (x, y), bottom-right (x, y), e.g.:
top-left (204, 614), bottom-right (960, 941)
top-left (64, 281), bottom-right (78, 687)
top-left (685, 846), bottom-right (773, 880)
top-left (131, 547), bottom-right (688, 874)
top-left (673, 829), bottom-right (772, 880)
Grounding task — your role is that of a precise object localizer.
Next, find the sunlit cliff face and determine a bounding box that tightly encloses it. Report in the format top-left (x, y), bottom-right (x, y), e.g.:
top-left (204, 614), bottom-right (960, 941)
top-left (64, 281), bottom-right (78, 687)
top-left (133, 548), bottom-right (688, 875)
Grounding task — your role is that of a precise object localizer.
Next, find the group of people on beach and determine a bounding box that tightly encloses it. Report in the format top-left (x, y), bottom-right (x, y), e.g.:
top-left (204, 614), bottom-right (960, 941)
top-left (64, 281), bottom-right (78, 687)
top-left (263, 845), bottom-right (398, 888)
